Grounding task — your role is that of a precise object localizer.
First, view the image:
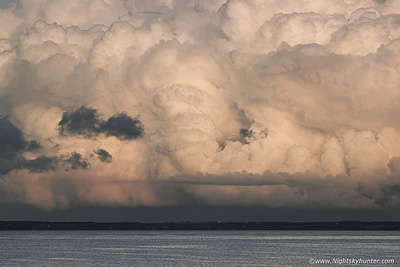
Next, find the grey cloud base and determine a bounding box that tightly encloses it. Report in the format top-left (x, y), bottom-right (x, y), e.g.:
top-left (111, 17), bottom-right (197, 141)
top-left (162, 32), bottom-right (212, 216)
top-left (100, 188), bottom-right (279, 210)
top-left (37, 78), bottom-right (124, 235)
top-left (0, 0), bottom-right (400, 216)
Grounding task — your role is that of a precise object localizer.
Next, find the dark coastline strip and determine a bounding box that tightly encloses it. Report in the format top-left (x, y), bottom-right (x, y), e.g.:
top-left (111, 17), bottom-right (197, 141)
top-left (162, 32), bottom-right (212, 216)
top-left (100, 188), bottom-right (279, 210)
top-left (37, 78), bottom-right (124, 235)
top-left (1, 221), bottom-right (400, 230)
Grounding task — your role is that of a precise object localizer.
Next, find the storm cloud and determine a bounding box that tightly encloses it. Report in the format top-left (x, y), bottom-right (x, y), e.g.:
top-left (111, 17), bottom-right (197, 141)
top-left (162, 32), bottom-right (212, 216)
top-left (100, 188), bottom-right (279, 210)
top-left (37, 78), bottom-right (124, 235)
top-left (0, 116), bottom-right (92, 175)
top-left (62, 152), bottom-right (89, 171)
top-left (94, 149), bottom-right (112, 163)
top-left (0, 117), bottom-right (27, 154)
top-left (58, 106), bottom-right (101, 138)
top-left (0, 117), bottom-right (50, 174)
top-left (1, 151), bottom-right (92, 175)
top-left (1, 0), bottom-right (400, 215)
top-left (15, 155), bottom-right (59, 173)
top-left (58, 106), bottom-right (144, 140)
top-left (101, 113), bottom-right (144, 140)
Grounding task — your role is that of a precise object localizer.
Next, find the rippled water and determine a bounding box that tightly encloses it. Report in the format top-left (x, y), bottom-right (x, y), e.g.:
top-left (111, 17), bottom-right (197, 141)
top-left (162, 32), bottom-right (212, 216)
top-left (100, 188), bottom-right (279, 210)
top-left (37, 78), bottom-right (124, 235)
top-left (0, 231), bottom-right (399, 266)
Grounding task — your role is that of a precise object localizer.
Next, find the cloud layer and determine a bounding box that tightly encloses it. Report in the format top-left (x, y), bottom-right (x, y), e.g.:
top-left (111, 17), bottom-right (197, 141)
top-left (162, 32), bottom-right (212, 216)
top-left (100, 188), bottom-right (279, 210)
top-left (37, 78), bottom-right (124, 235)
top-left (1, 0), bottom-right (400, 212)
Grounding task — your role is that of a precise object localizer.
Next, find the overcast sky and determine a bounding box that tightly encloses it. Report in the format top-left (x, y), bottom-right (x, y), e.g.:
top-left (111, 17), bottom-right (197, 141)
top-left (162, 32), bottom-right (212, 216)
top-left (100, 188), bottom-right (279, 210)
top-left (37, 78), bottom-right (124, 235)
top-left (1, 0), bottom-right (400, 222)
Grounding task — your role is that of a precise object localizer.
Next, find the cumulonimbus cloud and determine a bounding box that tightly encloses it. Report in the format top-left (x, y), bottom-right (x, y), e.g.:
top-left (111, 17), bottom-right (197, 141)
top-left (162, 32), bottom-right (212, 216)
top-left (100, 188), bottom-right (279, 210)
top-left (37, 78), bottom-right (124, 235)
top-left (0, 0), bottom-right (400, 211)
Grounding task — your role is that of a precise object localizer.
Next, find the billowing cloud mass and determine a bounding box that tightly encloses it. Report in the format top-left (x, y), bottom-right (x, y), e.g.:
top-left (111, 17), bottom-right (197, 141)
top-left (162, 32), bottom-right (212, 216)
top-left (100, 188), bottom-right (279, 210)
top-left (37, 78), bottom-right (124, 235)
top-left (1, 0), bottom-right (400, 213)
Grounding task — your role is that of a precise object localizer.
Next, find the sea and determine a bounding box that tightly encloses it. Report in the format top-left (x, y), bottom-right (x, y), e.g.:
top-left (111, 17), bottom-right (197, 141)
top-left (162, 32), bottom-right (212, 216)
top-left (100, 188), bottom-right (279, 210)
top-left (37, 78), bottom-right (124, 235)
top-left (0, 230), bottom-right (399, 266)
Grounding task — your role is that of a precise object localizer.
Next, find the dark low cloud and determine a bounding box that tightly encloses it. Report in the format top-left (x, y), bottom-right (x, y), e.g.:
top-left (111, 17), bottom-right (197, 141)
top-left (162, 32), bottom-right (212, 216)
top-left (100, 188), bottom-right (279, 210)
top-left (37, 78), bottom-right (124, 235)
top-left (16, 156), bottom-right (59, 173)
top-left (101, 113), bottom-right (144, 140)
top-left (94, 149), bottom-right (112, 163)
top-left (0, 117), bottom-right (27, 154)
top-left (0, 132), bottom-right (90, 175)
top-left (1, 154), bottom-right (58, 175)
top-left (58, 106), bottom-right (144, 140)
top-left (1, 152), bottom-right (90, 175)
top-left (239, 129), bottom-right (253, 138)
top-left (0, 117), bottom-right (42, 154)
top-left (0, 118), bottom-right (50, 174)
top-left (63, 152), bottom-right (89, 171)
top-left (58, 106), bottom-right (101, 138)
top-left (0, 155), bottom-right (16, 174)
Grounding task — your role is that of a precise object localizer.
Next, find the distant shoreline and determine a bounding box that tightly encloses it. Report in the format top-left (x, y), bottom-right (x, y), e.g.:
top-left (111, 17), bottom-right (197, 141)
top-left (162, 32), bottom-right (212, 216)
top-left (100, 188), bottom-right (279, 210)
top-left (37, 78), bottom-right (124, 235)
top-left (1, 221), bottom-right (400, 230)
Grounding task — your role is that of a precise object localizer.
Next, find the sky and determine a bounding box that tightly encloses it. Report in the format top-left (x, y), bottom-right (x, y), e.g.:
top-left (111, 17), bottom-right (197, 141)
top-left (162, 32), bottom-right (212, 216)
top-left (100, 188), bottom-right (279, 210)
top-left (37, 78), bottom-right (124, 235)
top-left (0, 0), bottom-right (12, 8)
top-left (0, 0), bottom-right (400, 222)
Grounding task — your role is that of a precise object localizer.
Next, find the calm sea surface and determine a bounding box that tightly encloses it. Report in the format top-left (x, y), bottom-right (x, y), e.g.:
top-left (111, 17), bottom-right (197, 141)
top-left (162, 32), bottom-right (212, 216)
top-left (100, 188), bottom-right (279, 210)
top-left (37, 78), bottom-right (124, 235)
top-left (0, 230), bottom-right (399, 266)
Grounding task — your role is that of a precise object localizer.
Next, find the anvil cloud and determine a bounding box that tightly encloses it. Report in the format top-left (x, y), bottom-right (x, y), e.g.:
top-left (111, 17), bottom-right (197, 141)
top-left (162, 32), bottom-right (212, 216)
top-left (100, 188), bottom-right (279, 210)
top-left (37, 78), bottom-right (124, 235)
top-left (1, 0), bottom-right (400, 213)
